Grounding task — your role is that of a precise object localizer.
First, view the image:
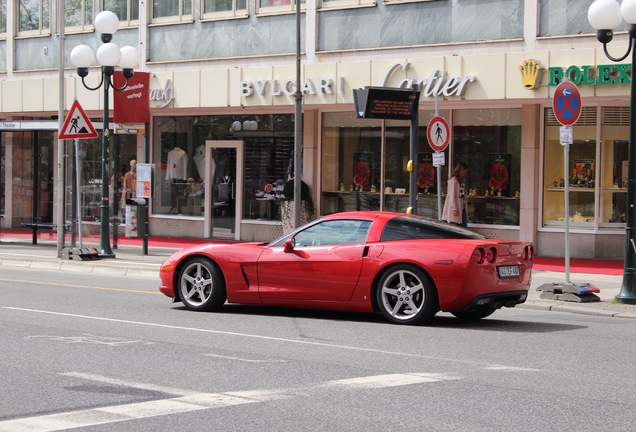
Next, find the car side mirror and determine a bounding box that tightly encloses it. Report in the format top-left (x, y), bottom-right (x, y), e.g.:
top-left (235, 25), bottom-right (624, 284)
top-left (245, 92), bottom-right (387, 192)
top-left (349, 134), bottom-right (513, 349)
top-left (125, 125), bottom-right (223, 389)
top-left (284, 238), bottom-right (295, 253)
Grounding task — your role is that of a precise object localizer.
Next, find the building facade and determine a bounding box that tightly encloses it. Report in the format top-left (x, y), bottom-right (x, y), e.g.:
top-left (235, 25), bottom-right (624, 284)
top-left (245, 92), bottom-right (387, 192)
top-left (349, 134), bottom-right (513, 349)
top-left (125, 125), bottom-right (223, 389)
top-left (0, 0), bottom-right (631, 259)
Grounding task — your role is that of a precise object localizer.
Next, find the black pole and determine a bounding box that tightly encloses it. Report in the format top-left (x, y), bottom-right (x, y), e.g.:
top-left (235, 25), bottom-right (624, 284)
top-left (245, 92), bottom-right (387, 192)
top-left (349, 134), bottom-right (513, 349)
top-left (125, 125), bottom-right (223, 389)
top-left (32, 132), bottom-right (39, 245)
top-left (112, 134), bottom-right (120, 249)
top-left (99, 69), bottom-right (115, 258)
top-left (71, 141), bottom-right (77, 247)
top-left (616, 35), bottom-right (636, 304)
top-left (409, 105), bottom-right (418, 214)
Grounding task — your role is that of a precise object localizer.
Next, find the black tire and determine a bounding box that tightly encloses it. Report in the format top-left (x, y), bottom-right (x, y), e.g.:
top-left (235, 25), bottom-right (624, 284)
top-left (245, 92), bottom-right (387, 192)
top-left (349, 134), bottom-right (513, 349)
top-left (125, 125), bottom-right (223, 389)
top-left (451, 307), bottom-right (498, 320)
top-left (177, 257), bottom-right (227, 312)
top-left (376, 264), bottom-right (438, 325)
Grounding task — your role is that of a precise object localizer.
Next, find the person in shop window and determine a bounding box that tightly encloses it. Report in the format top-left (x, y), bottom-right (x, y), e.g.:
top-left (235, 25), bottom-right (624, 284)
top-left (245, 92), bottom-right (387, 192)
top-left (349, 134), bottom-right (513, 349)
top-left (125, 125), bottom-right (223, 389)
top-left (442, 161), bottom-right (469, 227)
top-left (120, 160), bottom-right (137, 213)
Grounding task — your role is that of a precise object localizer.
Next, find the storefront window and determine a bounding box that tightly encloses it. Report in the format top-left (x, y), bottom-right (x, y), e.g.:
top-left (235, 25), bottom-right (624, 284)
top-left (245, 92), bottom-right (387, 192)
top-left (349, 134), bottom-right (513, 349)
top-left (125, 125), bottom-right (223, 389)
top-left (542, 107), bottom-right (597, 229)
top-left (9, 131), bottom-right (54, 227)
top-left (152, 114), bottom-right (294, 221)
top-left (320, 111), bottom-right (449, 218)
top-left (0, 133), bottom-right (4, 218)
top-left (67, 132), bottom-right (137, 227)
top-left (600, 106), bottom-right (629, 229)
top-left (452, 108), bottom-right (522, 226)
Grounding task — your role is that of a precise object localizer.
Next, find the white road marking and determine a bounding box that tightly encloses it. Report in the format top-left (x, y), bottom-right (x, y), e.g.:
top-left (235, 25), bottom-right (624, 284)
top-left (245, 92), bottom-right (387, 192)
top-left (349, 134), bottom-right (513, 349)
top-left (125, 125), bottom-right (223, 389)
top-left (26, 334), bottom-right (154, 346)
top-left (3, 306), bottom-right (541, 371)
top-left (484, 366), bottom-right (542, 372)
top-left (0, 372), bottom-right (458, 431)
top-left (204, 353), bottom-right (286, 363)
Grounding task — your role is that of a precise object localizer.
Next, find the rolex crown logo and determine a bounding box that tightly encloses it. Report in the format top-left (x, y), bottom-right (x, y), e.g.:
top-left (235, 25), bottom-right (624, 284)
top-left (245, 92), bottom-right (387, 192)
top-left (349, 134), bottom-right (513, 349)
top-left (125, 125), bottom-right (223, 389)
top-left (519, 59), bottom-right (543, 90)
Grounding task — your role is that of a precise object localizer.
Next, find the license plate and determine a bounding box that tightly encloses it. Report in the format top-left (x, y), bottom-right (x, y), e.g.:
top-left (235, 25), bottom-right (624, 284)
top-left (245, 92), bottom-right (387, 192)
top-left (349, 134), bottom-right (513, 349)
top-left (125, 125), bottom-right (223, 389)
top-left (498, 265), bottom-right (520, 278)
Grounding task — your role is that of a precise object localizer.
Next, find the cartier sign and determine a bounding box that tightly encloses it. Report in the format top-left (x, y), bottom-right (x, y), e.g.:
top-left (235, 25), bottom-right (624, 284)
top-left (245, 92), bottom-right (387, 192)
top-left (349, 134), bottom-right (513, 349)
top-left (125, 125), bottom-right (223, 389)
top-left (380, 62), bottom-right (476, 97)
top-left (239, 61), bottom-right (476, 99)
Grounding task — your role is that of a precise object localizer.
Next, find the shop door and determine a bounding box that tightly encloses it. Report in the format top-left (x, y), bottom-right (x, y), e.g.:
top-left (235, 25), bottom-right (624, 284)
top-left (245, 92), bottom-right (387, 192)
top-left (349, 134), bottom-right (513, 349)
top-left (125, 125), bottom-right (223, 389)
top-left (204, 141), bottom-right (243, 240)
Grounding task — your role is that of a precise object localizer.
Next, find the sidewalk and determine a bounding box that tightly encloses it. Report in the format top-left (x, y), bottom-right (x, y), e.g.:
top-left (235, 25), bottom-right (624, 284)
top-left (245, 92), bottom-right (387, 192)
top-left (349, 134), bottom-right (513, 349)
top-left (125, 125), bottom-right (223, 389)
top-left (1, 232), bottom-right (635, 319)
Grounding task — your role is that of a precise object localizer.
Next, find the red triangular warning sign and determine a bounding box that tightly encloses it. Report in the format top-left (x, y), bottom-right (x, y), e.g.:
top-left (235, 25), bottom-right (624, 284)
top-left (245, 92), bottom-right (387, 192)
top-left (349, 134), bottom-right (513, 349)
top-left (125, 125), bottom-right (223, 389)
top-left (59, 100), bottom-right (98, 140)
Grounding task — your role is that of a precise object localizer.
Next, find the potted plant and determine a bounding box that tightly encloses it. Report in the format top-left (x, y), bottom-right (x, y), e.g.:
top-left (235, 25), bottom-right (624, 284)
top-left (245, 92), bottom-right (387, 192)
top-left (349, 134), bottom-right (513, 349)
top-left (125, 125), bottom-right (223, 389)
top-left (279, 178), bottom-right (315, 234)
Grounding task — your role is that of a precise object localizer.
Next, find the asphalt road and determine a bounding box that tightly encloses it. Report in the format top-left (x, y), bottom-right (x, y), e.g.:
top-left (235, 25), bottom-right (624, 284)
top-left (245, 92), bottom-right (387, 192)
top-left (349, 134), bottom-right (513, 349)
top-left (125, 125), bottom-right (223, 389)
top-left (1, 266), bottom-right (636, 431)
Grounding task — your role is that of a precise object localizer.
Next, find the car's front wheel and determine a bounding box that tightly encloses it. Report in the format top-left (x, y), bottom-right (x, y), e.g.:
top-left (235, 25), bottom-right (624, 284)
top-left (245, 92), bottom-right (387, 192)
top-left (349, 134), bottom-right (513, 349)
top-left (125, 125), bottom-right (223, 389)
top-left (377, 265), bottom-right (438, 325)
top-left (177, 257), bottom-right (226, 312)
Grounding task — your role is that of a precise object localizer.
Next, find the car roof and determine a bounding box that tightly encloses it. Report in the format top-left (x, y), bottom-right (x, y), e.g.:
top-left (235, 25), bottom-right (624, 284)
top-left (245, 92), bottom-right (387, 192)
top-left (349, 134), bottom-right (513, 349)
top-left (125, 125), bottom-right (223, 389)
top-left (322, 211), bottom-right (397, 221)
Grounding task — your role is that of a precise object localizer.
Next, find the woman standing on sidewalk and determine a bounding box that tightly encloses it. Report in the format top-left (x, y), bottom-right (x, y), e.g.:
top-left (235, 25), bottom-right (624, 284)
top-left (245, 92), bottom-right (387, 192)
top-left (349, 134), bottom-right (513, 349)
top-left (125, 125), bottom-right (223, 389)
top-left (442, 162), bottom-right (469, 227)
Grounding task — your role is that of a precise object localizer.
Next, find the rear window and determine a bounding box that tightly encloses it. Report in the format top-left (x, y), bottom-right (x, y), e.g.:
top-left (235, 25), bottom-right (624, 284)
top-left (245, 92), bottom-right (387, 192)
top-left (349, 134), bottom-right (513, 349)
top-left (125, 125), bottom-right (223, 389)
top-left (380, 216), bottom-right (484, 241)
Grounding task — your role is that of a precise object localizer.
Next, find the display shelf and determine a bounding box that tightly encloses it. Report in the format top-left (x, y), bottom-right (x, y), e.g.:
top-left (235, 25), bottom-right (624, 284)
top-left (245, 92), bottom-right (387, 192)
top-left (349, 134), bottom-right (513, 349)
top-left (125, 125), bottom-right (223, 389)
top-left (603, 188), bottom-right (628, 193)
top-left (468, 195), bottom-right (520, 200)
top-left (546, 187), bottom-right (595, 192)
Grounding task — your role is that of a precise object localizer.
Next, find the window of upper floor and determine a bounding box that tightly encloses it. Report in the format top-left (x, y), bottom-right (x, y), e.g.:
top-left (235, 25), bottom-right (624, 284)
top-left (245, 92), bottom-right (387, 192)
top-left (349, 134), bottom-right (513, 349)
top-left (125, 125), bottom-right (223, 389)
top-left (103, 0), bottom-right (139, 27)
top-left (151, 0), bottom-right (193, 24)
top-left (381, 0), bottom-right (437, 5)
top-left (257, 0), bottom-right (305, 16)
top-left (17, 0), bottom-right (51, 36)
top-left (0, 0), bottom-right (7, 37)
top-left (202, 0), bottom-right (248, 20)
top-left (65, 0), bottom-right (93, 32)
top-left (318, 0), bottom-right (375, 11)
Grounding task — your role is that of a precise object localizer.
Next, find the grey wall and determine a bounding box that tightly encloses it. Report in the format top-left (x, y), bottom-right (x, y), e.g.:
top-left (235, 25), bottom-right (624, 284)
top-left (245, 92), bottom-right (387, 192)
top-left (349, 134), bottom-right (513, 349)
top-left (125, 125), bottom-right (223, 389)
top-left (318, 0), bottom-right (524, 51)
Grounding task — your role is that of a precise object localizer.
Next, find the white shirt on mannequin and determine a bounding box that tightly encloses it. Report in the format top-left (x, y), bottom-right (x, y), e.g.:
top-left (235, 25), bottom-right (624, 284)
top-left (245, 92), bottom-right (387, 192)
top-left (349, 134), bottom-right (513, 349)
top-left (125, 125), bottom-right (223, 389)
top-left (166, 147), bottom-right (188, 180)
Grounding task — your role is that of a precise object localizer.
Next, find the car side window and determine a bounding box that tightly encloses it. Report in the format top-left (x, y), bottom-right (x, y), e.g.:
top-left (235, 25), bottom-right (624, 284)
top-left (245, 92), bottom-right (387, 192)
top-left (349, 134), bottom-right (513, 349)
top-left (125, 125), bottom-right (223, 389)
top-left (294, 220), bottom-right (372, 247)
top-left (380, 216), bottom-right (484, 241)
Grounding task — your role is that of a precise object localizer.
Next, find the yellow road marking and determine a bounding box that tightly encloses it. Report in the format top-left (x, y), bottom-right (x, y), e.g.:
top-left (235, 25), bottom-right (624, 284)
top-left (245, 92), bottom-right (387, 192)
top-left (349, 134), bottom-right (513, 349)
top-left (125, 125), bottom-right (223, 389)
top-left (0, 276), bottom-right (160, 295)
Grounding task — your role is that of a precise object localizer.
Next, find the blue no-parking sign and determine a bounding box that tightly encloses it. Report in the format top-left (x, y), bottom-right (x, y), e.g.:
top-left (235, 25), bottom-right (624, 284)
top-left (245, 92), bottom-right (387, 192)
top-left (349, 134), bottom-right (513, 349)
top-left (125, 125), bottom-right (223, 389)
top-left (552, 81), bottom-right (582, 126)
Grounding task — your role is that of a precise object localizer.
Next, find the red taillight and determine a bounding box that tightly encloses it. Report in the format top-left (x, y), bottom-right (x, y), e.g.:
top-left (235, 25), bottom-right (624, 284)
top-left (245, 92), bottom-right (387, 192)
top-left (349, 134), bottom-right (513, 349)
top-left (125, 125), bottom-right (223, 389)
top-left (522, 245), bottom-right (534, 262)
top-left (485, 247), bottom-right (497, 263)
top-left (473, 247), bottom-right (485, 264)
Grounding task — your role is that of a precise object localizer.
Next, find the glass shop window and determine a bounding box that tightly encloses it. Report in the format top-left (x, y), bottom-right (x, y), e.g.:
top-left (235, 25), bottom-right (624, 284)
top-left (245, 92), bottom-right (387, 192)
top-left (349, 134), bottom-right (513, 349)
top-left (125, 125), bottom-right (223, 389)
top-left (452, 108), bottom-right (522, 226)
top-left (600, 106), bottom-right (630, 230)
top-left (542, 107), bottom-right (597, 229)
top-left (152, 115), bottom-right (295, 221)
top-left (320, 111), bottom-right (450, 218)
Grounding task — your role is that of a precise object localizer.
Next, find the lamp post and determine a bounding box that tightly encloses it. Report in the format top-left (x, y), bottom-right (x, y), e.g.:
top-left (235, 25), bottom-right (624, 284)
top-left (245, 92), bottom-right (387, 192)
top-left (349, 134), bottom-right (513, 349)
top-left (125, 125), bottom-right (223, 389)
top-left (70, 11), bottom-right (138, 258)
top-left (589, 0), bottom-right (636, 303)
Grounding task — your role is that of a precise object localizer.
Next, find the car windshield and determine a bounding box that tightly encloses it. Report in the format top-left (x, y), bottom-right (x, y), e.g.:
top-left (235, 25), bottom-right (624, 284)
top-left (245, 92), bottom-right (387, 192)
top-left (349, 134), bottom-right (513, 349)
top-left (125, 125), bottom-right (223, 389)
top-left (380, 216), bottom-right (485, 241)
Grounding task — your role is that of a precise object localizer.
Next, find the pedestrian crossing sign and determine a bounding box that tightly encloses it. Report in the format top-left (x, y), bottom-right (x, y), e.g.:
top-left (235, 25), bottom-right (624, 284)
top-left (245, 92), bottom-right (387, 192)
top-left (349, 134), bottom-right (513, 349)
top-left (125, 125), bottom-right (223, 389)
top-left (59, 100), bottom-right (98, 140)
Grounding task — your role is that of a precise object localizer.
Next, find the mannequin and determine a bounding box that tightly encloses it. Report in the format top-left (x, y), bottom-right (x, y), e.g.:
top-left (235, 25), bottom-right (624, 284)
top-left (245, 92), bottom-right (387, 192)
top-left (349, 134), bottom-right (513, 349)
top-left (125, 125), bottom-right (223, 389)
top-left (194, 144), bottom-right (205, 179)
top-left (166, 146), bottom-right (188, 180)
top-left (122, 159), bottom-right (137, 206)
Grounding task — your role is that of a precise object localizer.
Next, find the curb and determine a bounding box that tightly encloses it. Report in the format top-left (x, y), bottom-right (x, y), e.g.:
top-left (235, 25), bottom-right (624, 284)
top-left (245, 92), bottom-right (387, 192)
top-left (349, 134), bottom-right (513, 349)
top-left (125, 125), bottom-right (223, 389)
top-left (519, 300), bottom-right (636, 319)
top-left (0, 257), bottom-right (161, 279)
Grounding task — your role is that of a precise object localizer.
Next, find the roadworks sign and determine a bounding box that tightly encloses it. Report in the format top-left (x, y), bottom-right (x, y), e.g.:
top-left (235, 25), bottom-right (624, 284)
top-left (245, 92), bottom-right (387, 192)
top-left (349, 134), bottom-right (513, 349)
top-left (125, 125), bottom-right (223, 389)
top-left (59, 100), bottom-right (98, 140)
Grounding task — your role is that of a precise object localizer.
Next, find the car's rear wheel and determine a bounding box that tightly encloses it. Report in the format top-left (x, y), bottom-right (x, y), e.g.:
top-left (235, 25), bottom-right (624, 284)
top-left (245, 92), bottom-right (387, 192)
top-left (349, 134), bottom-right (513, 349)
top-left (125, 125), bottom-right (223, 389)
top-left (377, 264), bottom-right (438, 325)
top-left (177, 257), bottom-right (226, 312)
top-left (451, 307), bottom-right (497, 320)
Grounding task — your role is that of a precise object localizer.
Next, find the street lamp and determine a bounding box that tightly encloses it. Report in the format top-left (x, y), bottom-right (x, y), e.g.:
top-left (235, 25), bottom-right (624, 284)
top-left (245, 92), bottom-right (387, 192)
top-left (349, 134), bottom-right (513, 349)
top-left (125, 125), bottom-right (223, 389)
top-left (589, 0), bottom-right (636, 304)
top-left (70, 11), bottom-right (139, 258)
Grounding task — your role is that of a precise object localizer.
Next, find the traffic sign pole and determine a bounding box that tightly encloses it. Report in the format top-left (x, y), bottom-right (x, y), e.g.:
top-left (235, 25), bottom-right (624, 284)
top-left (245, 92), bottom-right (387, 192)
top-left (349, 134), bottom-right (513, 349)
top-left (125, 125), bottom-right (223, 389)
top-left (553, 82), bottom-right (582, 283)
top-left (427, 110), bottom-right (450, 220)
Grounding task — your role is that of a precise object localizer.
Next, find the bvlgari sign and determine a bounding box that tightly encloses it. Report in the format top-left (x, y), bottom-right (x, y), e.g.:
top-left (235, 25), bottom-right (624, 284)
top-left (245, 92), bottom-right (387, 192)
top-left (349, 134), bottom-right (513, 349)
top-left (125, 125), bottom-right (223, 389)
top-left (239, 61), bottom-right (476, 99)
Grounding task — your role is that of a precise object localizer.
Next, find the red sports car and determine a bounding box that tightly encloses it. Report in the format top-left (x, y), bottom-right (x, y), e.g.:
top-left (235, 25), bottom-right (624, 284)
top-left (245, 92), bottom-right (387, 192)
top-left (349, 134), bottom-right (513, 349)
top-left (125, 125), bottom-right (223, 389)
top-left (159, 211), bottom-right (533, 325)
